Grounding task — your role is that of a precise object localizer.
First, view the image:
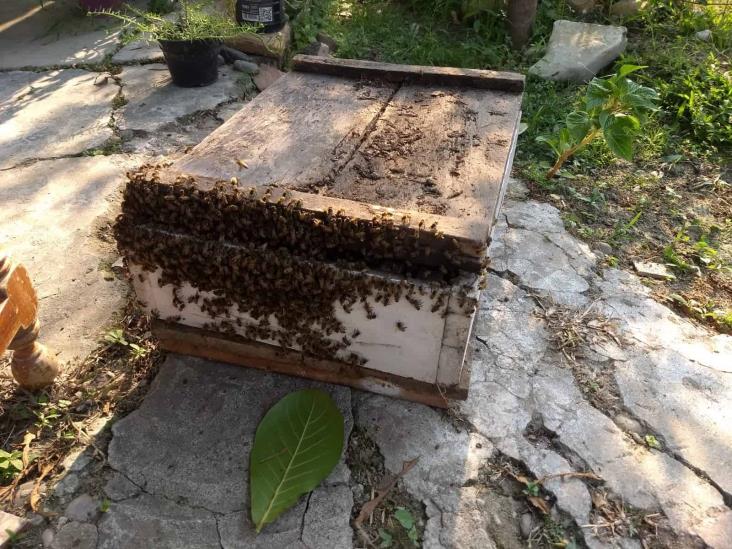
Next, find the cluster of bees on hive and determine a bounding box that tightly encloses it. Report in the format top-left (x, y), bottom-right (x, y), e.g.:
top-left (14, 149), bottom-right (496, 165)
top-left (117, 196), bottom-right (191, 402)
top-left (116, 165), bottom-right (486, 366)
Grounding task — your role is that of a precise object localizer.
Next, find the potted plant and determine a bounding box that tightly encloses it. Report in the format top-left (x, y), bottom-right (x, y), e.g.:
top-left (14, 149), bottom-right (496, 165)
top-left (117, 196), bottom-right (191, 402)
top-left (102, 2), bottom-right (257, 87)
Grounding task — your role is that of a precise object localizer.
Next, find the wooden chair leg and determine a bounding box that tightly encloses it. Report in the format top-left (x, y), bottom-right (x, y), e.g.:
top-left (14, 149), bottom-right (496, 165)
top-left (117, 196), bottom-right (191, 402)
top-left (8, 320), bottom-right (60, 390)
top-left (1, 252), bottom-right (61, 390)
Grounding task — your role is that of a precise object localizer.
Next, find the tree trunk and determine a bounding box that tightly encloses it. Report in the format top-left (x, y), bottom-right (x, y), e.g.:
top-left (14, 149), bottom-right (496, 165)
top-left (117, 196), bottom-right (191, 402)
top-left (506, 0), bottom-right (539, 50)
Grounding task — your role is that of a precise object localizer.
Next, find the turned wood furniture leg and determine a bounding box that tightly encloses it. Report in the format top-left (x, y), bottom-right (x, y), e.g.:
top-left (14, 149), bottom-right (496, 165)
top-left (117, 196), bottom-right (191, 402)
top-left (0, 252), bottom-right (61, 390)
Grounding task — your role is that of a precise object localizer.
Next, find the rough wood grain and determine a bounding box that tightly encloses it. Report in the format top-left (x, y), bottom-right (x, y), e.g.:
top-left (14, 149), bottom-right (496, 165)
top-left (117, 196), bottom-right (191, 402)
top-left (176, 72), bottom-right (398, 186)
top-left (292, 55), bottom-right (525, 92)
top-left (153, 320), bottom-right (469, 407)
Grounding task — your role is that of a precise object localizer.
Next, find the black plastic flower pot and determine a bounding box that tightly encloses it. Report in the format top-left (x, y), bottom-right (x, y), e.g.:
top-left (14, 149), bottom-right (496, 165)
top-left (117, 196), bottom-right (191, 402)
top-left (159, 39), bottom-right (222, 88)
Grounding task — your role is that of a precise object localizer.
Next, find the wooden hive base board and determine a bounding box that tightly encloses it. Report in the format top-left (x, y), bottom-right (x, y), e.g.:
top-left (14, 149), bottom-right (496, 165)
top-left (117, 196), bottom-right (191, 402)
top-left (153, 320), bottom-right (472, 408)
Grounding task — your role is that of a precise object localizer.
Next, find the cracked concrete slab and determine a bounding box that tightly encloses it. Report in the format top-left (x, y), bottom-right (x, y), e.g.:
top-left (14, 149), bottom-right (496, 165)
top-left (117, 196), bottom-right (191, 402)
top-left (0, 1), bottom-right (123, 70)
top-left (50, 194), bottom-right (730, 548)
top-left (0, 69), bottom-right (118, 169)
top-left (101, 355), bottom-right (354, 548)
top-left (0, 154), bottom-right (142, 364)
top-left (111, 38), bottom-right (165, 64)
top-left (116, 64), bottom-right (244, 134)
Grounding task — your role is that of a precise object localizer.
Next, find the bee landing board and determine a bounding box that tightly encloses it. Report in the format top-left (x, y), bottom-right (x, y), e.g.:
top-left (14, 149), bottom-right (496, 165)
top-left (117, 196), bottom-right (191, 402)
top-left (117, 55), bottom-right (524, 408)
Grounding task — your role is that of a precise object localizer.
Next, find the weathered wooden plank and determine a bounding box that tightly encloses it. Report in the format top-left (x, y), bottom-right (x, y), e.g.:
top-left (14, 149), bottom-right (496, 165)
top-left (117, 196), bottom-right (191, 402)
top-left (153, 320), bottom-right (469, 407)
top-left (325, 84), bottom-right (523, 221)
top-left (175, 72), bottom-right (397, 185)
top-left (292, 55), bottom-right (525, 92)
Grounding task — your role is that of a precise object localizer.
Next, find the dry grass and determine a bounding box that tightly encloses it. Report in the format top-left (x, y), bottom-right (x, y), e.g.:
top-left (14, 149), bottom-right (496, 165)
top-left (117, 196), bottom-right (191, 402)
top-left (0, 299), bottom-right (163, 514)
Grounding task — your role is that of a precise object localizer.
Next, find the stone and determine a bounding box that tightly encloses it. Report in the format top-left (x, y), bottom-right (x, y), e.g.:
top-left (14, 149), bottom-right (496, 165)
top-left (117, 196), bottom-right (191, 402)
top-left (610, 0), bottom-right (644, 16)
top-left (506, 177), bottom-right (529, 200)
top-left (62, 449), bottom-right (93, 473)
top-left (97, 494), bottom-right (219, 549)
top-left (529, 21), bottom-right (627, 82)
top-left (301, 486), bottom-right (354, 548)
top-left (217, 54), bottom-right (225, 66)
top-left (567, 0), bottom-right (596, 12)
top-left (53, 473), bottom-right (80, 500)
top-left (595, 241), bottom-right (613, 255)
top-left (633, 260), bottom-right (674, 280)
top-left (13, 479), bottom-right (46, 508)
top-left (0, 511), bottom-right (29, 547)
top-left (488, 201), bottom-right (596, 307)
top-left (519, 512), bottom-right (535, 538)
top-left (253, 64), bottom-right (285, 92)
top-left (100, 355), bottom-right (354, 547)
top-left (696, 29), bottom-right (712, 41)
top-left (300, 41), bottom-right (331, 57)
top-left (0, 155), bottom-right (141, 364)
top-left (27, 512), bottom-right (46, 527)
top-left (50, 521), bottom-right (98, 549)
top-left (0, 2), bottom-right (123, 70)
top-left (104, 472), bottom-right (141, 502)
top-left (232, 59), bottom-right (260, 74)
top-left (613, 412), bottom-right (644, 435)
top-left (111, 39), bottom-right (165, 64)
top-left (42, 527), bottom-right (55, 548)
top-left (116, 64), bottom-right (243, 133)
top-left (0, 69), bottom-right (118, 169)
top-left (316, 31), bottom-right (338, 51)
top-left (220, 45), bottom-right (257, 64)
top-left (64, 494), bottom-right (100, 523)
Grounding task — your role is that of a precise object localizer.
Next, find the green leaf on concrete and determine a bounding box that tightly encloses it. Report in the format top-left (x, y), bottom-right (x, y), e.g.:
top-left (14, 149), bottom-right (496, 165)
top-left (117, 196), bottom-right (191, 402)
top-left (250, 389), bottom-right (344, 533)
top-left (394, 507), bottom-right (415, 530)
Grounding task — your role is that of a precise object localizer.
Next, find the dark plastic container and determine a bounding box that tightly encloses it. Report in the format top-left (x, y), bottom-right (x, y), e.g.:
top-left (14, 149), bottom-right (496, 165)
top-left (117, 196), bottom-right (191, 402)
top-left (159, 39), bottom-right (222, 88)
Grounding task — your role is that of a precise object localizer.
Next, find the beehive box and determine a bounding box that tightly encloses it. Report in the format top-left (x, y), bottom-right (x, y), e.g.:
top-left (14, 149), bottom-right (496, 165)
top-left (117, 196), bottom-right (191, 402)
top-left (116, 55), bottom-right (524, 407)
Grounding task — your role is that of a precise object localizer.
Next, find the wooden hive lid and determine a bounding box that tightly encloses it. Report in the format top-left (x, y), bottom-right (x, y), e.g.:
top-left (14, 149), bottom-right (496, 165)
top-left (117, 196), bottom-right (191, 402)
top-left (120, 56), bottom-right (524, 275)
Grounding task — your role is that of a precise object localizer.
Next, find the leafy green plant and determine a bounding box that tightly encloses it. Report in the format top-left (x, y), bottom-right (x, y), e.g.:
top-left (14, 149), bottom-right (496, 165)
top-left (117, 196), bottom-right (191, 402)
top-left (538, 65), bottom-right (659, 179)
top-left (104, 328), bottom-right (150, 358)
top-left (99, 1), bottom-right (257, 41)
top-left (0, 449), bottom-right (24, 483)
top-left (393, 507), bottom-right (420, 546)
top-left (250, 389), bottom-right (343, 533)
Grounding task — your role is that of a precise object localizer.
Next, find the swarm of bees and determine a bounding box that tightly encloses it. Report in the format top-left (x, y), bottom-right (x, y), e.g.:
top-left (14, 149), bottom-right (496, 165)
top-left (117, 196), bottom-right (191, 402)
top-left (116, 164), bottom-right (483, 365)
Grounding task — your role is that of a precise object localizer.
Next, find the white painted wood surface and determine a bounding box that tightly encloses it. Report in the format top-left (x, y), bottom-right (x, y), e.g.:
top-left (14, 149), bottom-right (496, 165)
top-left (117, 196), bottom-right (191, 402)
top-left (130, 264), bottom-right (478, 385)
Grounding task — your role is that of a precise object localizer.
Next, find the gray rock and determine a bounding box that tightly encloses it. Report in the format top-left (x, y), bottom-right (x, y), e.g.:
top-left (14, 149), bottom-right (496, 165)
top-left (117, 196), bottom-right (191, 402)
top-left (217, 54), bottom-right (226, 66)
top-left (633, 260), bottom-right (674, 280)
top-left (62, 450), bottom-right (93, 473)
top-left (316, 31), bottom-right (338, 51)
top-left (42, 527), bottom-right (55, 548)
top-left (595, 241), bottom-right (613, 255)
top-left (233, 60), bottom-right (260, 74)
top-left (220, 45), bottom-right (258, 63)
top-left (529, 20), bottom-right (627, 82)
top-left (0, 156), bottom-right (140, 365)
top-left (301, 486), bottom-right (354, 548)
top-left (300, 41), bottom-right (331, 57)
top-left (112, 39), bottom-right (165, 64)
top-left (0, 70), bottom-right (118, 169)
top-left (13, 479), bottom-right (46, 507)
top-left (696, 29), bottom-right (712, 41)
top-left (53, 473), bottom-right (80, 500)
top-left (27, 512), bottom-right (46, 527)
top-left (506, 177), bottom-right (529, 200)
top-left (519, 512), bottom-right (535, 538)
top-left (104, 473), bottom-right (141, 502)
top-left (0, 511), bottom-right (29, 547)
top-left (104, 355), bottom-right (353, 547)
top-left (64, 494), bottom-right (100, 523)
top-left (116, 64), bottom-right (243, 133)
top-left (613, 412), bottom-right (644, 435)
top-left (97, 494), bottom-right (219, 549)
top-left (51, 522), bottom-right (98, 549)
